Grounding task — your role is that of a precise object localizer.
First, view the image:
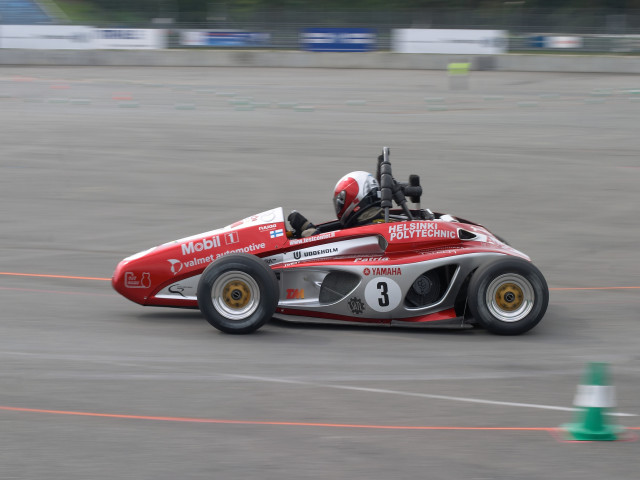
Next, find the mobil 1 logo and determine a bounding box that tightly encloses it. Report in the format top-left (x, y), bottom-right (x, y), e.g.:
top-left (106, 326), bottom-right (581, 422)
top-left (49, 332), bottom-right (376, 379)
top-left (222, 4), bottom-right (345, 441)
top-left (364, 277), bottom-right (401, 313)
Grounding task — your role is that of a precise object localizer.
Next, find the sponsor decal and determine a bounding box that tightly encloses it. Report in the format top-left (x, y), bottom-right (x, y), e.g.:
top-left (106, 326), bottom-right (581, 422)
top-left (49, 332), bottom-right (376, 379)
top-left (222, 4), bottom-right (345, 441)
top-left (227, 209), bottom-right (282, 230)
top-left (171, 243), bottom-right (268, 273)
top-left (262, 255), bottom-right (283, 265)
top-left (1, 25), bottom-right (94, 50)
top-left (419, 246), bottom-right (459, 256)
top-left (282, 262), bottom-right (302, 268)
top-left (303, 247), bottom-right (339, 258)
top-left (363, 268), bottom-right (371, 276)
top-left (288, 246), bottom-right (341, 260)
top-left (231, 210), bottom-right (281, 227)
top-left (94, 28), bottom-right (166, 49)
top-left (287, 237), bottom-right (380, 263)
top-left (181, 30), bottom-right (270, 48)
top-left (98, 29), bottom-right (143, 40)
top-left (348, 297), bottom-right (366, 315)
top-left (181, 236), bottom-right (221, 256)
top-left (181, 254), bottom-right (216, 269)
top-left (155, 277), bottom-right (200, 300)
top-left (289, 231), bottom-right (336, 246)
top-left (217, 242), bottom-right (266, 258)
top-left (286, 289), bottom-right (304, 299)
top-left (168, 284), bottom-right (191, 297)
top-left (124, 272), bottom-right (151, 288)
top-left (368, 267), bottom-right (401, 276)
top-left (168, 259), bottom-right (184, 275)
top-left (224, 232), bottom-right (240, 245)
top-left (270, 229), bottom-right (284, 239)
top-left (354, 257), bottom-right (389, 262)
top-left (393, 29), bottom-right (506, 55)
top-left (388, 222), bottom-right (456, 241)
top-left (301, 28), bottom-right (376, 52)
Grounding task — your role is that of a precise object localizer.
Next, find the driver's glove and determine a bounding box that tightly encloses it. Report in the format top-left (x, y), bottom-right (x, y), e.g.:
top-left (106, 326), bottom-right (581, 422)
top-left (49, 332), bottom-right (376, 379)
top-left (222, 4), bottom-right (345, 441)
top-left (288, 211), bottom-right (318, 238)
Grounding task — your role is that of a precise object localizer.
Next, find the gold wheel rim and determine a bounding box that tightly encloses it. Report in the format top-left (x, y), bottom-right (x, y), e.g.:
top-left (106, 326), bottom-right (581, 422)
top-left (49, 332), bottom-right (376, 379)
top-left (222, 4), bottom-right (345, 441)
top-left (222, 280), bottom-right (252, 309)
top-left (494, 282), bottom-right (524, 311)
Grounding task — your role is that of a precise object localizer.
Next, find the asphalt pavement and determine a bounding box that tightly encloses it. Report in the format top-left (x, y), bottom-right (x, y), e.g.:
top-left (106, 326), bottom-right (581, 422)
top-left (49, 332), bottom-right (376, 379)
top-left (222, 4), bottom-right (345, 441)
top-left (1, 66), bottom-right (639, 480)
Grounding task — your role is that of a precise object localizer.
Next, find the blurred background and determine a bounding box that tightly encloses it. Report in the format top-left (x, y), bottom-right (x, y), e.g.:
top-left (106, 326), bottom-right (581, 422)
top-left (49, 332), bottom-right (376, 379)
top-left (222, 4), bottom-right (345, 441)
top-left (2, 0), bottom-right (640, 52)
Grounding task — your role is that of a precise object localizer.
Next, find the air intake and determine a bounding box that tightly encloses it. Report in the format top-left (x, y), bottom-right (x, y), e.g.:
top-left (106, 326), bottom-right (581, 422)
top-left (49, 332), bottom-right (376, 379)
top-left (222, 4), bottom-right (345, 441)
top-left (457, 229), bottom-right (478, 240)
top-left (319, 271), bottom-right (361, 304)
top-left (405, 265), bottom-right (457, 308)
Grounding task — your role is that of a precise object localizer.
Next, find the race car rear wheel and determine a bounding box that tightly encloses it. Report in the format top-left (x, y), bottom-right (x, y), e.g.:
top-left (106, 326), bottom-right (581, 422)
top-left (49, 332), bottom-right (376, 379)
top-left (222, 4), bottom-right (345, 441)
top-left (467, 257), bottom-right (548, 335)
top-left (197, 253), bottom-right (279, 334)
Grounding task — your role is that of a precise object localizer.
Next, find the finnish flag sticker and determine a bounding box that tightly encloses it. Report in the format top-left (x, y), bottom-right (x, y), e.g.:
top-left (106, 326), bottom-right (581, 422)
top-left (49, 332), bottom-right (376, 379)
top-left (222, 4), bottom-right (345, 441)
top-left (270, 229), bottom-right (284, 238)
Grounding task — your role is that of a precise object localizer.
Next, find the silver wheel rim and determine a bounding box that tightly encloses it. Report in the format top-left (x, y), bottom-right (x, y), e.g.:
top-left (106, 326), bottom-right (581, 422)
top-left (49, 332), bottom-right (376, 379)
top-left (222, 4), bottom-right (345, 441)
top-left (485, 273), bottom-right (535, 323)
top-left (211, 271), bottom-right (260, 321)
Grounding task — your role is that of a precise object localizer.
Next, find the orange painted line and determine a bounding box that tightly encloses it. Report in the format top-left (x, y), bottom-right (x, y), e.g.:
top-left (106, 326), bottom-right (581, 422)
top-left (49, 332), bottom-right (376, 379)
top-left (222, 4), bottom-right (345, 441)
top-left (0, 405), bottom-right (560, 430)
top-left (0, 272), bottom-right (110, 281)
top-left (2, 405), bottom-right (638, 432)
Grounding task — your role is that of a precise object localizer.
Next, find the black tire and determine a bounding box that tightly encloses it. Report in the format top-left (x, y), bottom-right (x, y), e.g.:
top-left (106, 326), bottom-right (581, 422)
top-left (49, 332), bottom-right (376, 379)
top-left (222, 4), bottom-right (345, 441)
top-left (197, 253), bottom-right (279, 334)
top-left (467, 257), bottom-right (548, 335)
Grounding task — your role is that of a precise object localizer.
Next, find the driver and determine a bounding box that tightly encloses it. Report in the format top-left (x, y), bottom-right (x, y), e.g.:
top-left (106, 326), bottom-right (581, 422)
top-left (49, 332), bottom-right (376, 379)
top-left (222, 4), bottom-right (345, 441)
top-left (288, 171), bottom-right (383, 238)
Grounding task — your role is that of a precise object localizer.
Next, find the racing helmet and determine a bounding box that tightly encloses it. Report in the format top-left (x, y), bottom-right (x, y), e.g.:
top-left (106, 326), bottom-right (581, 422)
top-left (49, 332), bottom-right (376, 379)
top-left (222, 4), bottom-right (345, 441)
top-left (333, 171), bottom-right (380, 226)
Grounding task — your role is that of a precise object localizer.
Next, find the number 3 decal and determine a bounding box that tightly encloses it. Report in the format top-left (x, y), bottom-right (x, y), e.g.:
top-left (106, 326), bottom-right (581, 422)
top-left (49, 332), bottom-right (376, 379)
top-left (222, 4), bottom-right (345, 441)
top-left (377, 281), bottom-right (390, 307)
top-left (365, 277), bottom-right (401, 312)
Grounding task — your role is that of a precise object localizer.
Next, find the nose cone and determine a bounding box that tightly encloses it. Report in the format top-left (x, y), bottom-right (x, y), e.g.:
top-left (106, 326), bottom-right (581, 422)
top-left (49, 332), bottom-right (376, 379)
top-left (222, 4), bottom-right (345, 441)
top-left (112, 245), bottom-right (160, 304)
top-left (112, 258), bottom-right (150, 305)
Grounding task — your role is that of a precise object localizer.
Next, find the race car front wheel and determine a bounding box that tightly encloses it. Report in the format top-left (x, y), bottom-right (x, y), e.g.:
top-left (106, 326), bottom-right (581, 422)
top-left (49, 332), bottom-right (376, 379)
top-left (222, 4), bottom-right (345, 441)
top-left (467, 257), bottom-right (548, 335)
top-left (197, 253), bottom-right (279, 334)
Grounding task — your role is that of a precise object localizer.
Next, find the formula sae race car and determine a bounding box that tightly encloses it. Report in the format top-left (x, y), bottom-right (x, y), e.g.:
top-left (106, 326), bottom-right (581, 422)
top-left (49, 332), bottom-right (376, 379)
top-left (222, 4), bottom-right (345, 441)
top-left (113, 148), bottom-right (548, 335)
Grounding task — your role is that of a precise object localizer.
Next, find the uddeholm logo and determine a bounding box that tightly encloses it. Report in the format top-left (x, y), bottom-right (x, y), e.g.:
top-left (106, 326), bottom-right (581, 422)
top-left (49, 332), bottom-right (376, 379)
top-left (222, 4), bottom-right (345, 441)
top-left (293, 251), bottom-right (302, 260)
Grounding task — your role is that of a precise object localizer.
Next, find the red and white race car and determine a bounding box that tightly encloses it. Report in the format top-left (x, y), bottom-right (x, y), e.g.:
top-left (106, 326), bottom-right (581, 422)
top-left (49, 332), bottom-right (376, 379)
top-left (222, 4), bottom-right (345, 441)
top-left (113, 148), bottom-right (548, 335)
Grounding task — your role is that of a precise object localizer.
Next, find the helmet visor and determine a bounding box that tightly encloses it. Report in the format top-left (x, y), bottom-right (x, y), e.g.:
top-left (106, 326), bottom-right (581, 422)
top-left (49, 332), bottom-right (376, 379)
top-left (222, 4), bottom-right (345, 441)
top-left (334, 190), bottom-right (346, 217)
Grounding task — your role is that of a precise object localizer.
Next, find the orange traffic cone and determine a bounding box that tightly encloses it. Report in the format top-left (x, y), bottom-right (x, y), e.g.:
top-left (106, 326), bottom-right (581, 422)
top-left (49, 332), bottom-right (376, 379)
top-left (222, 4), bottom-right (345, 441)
top-left (561, 362), bottom-right (627, 441)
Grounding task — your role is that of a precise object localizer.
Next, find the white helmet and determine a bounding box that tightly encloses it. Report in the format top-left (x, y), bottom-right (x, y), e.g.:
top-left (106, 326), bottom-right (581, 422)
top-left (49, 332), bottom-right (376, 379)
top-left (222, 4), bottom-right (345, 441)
top-left (333, 171), bottom-right (380, 226)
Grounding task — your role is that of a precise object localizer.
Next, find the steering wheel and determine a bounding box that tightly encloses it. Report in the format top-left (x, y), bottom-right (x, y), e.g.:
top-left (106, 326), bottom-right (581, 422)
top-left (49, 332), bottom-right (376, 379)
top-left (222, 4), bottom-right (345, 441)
top-left (377, 147), bottom-right (413, 222)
